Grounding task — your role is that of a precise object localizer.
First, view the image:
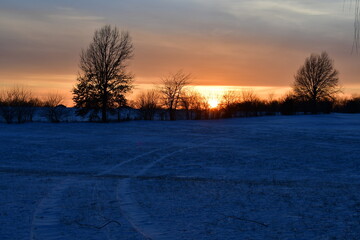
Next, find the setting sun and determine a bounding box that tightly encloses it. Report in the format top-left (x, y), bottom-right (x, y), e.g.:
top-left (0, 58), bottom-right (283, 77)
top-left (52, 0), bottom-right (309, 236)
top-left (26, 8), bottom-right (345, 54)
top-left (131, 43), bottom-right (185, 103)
top-left (208, 99), bottom-right (219, 109)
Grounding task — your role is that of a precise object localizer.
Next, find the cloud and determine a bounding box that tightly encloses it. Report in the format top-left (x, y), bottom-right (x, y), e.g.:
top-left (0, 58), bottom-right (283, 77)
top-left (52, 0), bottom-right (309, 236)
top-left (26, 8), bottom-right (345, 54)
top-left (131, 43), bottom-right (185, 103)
top-left (0, 5), bottom-right (105, 76)
top-left (249, 1), bottom-right (331, 16)
top-left (48, 7), bottom-right (104, 21)
top-left (0, 0), bottom-right (359, 99)
top-left (48, 14), bottom-right (104, 21)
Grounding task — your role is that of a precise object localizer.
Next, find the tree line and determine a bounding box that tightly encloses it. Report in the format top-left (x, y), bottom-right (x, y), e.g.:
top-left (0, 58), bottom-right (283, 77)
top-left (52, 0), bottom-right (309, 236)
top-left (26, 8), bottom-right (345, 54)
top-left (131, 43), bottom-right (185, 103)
top-left (131, 84), bottom-right (360, 121)
top-left (0, 88), bottom-right (67, 123)
top-left (2, 82), bottom-right (360, 123)
top-left (1, 25), bottom-right (360, 123)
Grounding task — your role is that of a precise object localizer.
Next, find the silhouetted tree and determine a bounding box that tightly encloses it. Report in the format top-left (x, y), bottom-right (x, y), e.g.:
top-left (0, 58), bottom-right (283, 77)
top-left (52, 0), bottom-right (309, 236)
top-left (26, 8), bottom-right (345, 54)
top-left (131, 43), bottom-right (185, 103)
top-left (335, 95), bottom-right (360, 113)
top-left (220, 91), bottom-right (241, 118)
top-left (73, 25), bottom-right (133, 122)
top-left (160, 70), bottom-right (191, 120)
top-left (265, 93), bottom-right (280, 115)
top-left (43, 93), bottom-right (68, 122)
top-left (241, 89), bottom-right (259, 103)
top-left (221, 91), bottom-right (240, 107)
top-left (193, 94), bottom-right (210, 119)
top-left (180, 90), bottom-right (209, 120)
top-left (236, 89), bottom-right (261, 117)
top-left (0, 87), bottom-right (38, 123)
top-left (280, 92), bottom-right (297, 115)
top-left (136, 89), bottom-right (160, 120)
top-left (180, 89), bottom-right (193, 120)
top-left (293, 52), bottom-right (339, 113)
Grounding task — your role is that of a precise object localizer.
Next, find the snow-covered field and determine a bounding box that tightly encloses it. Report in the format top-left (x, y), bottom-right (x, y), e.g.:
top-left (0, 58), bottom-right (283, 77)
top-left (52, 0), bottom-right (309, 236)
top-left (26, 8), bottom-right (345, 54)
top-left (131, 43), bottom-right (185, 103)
top-left (1, 114), bottom-right (360, 239)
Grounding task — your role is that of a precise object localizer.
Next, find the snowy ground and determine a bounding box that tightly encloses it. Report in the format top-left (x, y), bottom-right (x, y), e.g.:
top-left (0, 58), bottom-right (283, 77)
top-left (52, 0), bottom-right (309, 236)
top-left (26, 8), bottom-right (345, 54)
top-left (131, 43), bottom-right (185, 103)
top-left (1, 114), bottom-right (360, 239)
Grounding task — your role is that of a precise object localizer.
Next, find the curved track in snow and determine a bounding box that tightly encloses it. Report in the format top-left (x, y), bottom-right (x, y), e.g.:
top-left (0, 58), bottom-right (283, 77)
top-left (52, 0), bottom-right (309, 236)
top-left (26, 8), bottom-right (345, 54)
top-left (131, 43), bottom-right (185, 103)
top-left (115, 140), bottom-right (213, 240)
top-left (30, 178), bottom-right (76, 240)
top-left (29, 147), bottom-right (171, 240)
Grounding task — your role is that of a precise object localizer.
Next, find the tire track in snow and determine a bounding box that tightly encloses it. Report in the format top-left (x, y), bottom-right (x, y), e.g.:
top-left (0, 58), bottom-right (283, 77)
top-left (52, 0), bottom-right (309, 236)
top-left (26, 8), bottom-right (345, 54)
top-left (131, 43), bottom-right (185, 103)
top-left (29, 147), bottom-right (169, 240)
top-left (96, 148), bottom-right (166, 177)
top-left (116, 140), bottom-right (213, 240)
top-left (30, 178), bottom-right (76, 240)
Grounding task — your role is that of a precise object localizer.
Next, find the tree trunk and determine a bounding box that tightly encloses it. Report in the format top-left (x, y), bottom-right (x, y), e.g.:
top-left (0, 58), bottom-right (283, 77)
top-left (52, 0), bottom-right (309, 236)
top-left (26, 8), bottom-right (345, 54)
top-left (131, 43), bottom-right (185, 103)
top-left (169, 108), bottom-right (176, 121)
top-left (185, 108), bottom-right (190, 120)
top-left (102, 87), bottom-right (108, 122)
top-left (102, 106), bottom-right (107, 122)
top-left (311, 97), bottom-right (317, 114)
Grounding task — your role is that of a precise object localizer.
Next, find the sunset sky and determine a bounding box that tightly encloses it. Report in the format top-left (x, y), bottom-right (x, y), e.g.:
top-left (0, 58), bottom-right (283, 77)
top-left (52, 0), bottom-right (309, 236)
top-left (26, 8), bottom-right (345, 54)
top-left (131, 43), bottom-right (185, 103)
top-left (1, 0), bottom-right (360, 105)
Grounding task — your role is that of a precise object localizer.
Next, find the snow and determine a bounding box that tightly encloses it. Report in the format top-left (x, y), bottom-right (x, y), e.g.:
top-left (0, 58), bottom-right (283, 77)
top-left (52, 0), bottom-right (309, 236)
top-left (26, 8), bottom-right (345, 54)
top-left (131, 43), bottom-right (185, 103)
top-left (1, 114), bottom-right (360, 239)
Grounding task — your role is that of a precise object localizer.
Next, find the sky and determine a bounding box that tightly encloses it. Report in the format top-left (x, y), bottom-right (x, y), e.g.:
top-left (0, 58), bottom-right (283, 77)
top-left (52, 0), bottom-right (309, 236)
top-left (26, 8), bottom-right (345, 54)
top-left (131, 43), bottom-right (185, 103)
top-left (0, 0), bottom-right (360, 105)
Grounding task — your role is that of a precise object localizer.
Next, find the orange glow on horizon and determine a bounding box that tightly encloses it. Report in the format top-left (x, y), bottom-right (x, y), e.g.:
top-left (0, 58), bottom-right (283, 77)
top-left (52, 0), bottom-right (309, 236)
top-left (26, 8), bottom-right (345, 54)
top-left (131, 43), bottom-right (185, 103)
top-left (208, 99), bottom-right (219, 109)
top-left (190, 85), bottom-right (291, 101)
top-left (2, 81), bottom-right (360, 107)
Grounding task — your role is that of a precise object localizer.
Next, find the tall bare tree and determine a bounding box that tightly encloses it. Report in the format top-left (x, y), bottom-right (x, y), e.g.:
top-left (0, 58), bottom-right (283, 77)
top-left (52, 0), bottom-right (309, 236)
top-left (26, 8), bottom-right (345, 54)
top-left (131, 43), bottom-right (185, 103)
top-left (160, 70), bottom-right (191, 120)
top-left (73, 25), bottom-right (133, 122)
top-left (293, 52), bottom-right (340, 113)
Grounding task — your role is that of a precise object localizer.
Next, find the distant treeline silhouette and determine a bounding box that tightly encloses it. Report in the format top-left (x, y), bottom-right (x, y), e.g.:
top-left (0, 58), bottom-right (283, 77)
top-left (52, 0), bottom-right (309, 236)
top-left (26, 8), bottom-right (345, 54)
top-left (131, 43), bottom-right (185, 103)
top-left (0, 87), bottom-right (68, 123)
top-left (1, 86), bottom-right (360, 123)
top-left (132, 88), bottom-right (360, 121)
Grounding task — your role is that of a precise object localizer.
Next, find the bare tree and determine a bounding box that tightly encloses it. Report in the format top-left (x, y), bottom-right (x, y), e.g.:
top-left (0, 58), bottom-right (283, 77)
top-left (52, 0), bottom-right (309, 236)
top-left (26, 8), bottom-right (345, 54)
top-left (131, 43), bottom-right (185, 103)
top-left (73, 25), bottom-right (134, 122)
top-left (43, 93), bottom-right (68, 122)
top-left (180, 90), bottom-right (209, 120)
top-left (180, 89), bottom-right (210, 120)
top-left (0, 91), bottom-right (10, 123)
top-left (219, 90), bottom-right (241, 118)
top-left (191, 92), bottom-right (210, 120)
top-left (0, 87), bottom-right (37, 123)
top-left (241, 89), bottom-right (261, 116)
top-left (220, 91), bottom-right (241, 108)
top-left (293, 52), bottom-right (340, 113)
top-left (241, 89), bottom-right (260, 103)
top-left (180, 89), bottom-right (192, 120)
top-left (136, 89), bottom-right (160, 120)
top-left (265, 92), bottom-right (280, 115)
top-left (160, 70), bottom-right (191, 120)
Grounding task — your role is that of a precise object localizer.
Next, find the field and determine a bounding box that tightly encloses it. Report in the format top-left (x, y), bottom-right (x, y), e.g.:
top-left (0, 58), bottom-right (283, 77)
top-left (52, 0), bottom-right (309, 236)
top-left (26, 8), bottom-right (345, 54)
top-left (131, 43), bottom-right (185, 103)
top-left (1, 114), bottom-right (360, 239)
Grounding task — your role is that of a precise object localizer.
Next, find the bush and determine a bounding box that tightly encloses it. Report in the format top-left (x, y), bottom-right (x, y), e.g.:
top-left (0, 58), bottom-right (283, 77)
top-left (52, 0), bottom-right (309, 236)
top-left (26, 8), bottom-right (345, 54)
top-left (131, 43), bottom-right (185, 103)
top-left (0, 87), bottom-right (39, 123)
top-left (42, 94), bottom-right (68, 122)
